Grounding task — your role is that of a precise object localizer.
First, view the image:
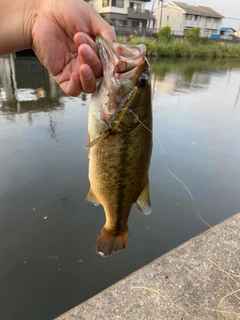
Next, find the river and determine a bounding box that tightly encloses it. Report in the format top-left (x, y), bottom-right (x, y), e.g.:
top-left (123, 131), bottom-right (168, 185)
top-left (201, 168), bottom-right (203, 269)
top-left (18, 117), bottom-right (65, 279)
top-left (1, 55), bottom-right (240, 319)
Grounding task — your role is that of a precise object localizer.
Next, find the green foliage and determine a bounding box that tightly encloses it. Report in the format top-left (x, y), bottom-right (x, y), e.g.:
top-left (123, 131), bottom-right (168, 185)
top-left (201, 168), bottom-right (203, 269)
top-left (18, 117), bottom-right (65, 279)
top-left (133, 30), bottom-right (139, 38)
top-left (156, 40), bottom-right (187, 57)
top-left (119, 36), bottom-right (240, 59)
top-left (157, 25), bottom-right (173, 42)
top-left (200, 36), bottom-right (211, 45)
top-left (186, 27), bottom-right (201, 43)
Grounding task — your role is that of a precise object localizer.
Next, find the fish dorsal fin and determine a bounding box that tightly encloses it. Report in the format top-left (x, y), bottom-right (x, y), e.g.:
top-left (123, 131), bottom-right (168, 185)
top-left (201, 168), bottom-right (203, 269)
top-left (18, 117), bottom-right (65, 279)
top-left (86, 188), bottom-right (100, 206)
top-left (135, 179), bottom-right (152, 215)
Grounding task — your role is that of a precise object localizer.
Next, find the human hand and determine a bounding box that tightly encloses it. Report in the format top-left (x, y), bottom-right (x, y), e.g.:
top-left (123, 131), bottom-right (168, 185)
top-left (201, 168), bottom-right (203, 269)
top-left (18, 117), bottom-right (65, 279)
top-left (31, 0), bottom-right (116, 96)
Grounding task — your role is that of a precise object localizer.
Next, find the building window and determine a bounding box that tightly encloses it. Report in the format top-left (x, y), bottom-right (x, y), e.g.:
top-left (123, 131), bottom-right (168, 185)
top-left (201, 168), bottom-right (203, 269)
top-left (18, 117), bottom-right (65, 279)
top-left (130, 2), bottom-right (141, 13)
top-left (112, 0), bottom-right (124, 8)
top-left (132, 20), bottom-right (140, 27)
top-left (186, 14), bottom-right (192, 21)
top-left (114, 19), bottom-right (127, 26)
top-left (166, 15), bottom-right (169, 23)
top-left (102, 0), bottom-right (109, 7)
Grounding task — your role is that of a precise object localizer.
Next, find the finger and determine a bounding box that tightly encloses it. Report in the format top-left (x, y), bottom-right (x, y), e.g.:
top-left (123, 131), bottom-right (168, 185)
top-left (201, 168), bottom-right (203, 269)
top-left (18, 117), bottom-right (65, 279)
top-left (57, 72), bottom-right (82, 97)
top-left (78, 44), bottom-right (102, 79)
top-left (80, 64), bottom-right (97, 94)
top-left (74, 33), bottom-right (98, 55)
top-left (89, 11), bottom-right (116, 44)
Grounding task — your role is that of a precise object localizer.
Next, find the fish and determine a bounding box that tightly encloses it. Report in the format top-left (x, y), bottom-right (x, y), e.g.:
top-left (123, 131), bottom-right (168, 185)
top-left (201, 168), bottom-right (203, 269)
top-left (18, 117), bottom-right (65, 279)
top-left (86, 35), bottom-right (152, 257)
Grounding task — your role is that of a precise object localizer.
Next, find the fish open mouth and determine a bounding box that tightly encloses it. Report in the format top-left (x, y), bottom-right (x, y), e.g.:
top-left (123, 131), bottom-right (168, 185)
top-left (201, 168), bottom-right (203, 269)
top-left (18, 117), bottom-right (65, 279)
top-left (96, 35), bottom-right (146, 82)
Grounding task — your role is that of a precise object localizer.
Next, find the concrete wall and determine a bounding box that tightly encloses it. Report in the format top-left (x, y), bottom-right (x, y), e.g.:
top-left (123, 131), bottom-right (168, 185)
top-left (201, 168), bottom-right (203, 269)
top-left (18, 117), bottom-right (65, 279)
top-left (57, 212), bottom-right (240, 320)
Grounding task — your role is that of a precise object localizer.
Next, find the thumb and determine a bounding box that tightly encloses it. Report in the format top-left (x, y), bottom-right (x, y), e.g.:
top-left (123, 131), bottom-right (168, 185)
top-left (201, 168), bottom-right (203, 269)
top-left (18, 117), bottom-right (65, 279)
top-left (89, 10), bottom-right (116, 45)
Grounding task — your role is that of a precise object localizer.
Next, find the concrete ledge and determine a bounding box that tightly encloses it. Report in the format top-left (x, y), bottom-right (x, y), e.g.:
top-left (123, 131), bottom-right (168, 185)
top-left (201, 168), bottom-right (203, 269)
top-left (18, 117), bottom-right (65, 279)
top-left (56, 213), bottom-right (240, 320)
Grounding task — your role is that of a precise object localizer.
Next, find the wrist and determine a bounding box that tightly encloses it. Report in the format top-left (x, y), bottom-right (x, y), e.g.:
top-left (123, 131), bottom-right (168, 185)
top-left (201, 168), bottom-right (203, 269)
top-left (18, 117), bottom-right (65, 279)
top-left (23, 0), bottom-right (41, 50)
top-left (0, 0), bottom-right (40, 55)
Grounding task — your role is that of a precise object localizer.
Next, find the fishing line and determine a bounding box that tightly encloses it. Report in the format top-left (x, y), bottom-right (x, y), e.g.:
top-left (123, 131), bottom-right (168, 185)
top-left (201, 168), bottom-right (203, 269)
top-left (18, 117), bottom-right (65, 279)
top-left (130, 109), bottom-right (214, 231)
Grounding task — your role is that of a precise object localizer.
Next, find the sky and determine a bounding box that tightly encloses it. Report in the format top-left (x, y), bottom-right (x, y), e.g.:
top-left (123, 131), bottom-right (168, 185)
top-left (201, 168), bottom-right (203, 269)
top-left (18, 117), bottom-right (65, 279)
top-left (146, 0), bottom-right (240, 30)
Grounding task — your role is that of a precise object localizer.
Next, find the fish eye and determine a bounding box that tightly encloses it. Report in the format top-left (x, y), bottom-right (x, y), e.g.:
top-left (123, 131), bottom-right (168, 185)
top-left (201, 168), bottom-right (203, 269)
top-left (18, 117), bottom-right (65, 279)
top-left (138, 73), bottom-right (149, 87)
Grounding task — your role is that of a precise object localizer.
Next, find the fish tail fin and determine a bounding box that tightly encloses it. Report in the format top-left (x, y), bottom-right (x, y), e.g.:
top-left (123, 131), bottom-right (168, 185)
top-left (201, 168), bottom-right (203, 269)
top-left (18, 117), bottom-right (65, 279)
top-left (96, 227), bottom-right (128, 257)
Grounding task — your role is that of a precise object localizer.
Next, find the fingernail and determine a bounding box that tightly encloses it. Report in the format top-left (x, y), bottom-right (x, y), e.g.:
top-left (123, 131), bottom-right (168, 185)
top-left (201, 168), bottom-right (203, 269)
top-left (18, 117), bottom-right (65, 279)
top-left (82, 45), bottom-right (93, 59)
top-left (82, 67), bottom-right (93, 81)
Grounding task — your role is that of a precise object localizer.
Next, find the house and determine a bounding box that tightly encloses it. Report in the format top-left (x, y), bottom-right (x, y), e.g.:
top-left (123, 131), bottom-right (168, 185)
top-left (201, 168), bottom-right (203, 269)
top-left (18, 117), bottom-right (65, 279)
top-left (85, 0), bottom-right (151, 35)
top-left (220, 27), bottom-right (236, 40)
top-left (154, 1), bottom-right (224, 38)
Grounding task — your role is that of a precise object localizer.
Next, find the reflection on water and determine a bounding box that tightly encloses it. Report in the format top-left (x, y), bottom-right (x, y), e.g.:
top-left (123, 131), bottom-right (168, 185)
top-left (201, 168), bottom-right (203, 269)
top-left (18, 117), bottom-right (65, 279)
top-left (1, 55), bottom-right (62, 106)
top-left (151, 58), bottom-right (240, 96)
top-left (0, 54), bottom-right (87, 137)
top-left (1, 55), bottom-right (240, 117)
top-left (1, 54), bottom-right (240, 320)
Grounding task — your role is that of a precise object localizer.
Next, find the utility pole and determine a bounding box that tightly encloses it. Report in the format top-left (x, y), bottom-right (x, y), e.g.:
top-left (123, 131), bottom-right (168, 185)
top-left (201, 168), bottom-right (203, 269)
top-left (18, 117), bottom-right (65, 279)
top-left (147, 0), bottom-right (155, 30)
top-left (159, 0), bottom-right (164, 30)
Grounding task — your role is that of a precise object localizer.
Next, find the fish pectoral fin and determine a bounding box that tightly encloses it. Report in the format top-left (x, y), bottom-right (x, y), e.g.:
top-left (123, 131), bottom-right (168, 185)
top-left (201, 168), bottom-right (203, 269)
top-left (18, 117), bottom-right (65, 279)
top-left (86, 188), bottom-right (100, 206)
top-left (135, 179), bottom-right (152, 215)
top-left (85, 130), bottom-right (111, 149)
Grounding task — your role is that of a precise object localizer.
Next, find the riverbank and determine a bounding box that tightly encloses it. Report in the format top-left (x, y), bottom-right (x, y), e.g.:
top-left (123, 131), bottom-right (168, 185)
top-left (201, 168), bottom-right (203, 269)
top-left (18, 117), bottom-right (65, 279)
top-left (57, 212), bottom-right (240, 320)
top-left (117, 37), bottom-right (240, 59)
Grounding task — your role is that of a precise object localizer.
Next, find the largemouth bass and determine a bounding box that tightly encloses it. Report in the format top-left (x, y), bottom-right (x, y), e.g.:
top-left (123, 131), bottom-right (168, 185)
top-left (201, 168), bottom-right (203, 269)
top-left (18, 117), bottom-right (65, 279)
top-left (86, 36), bottom-right (152, 257)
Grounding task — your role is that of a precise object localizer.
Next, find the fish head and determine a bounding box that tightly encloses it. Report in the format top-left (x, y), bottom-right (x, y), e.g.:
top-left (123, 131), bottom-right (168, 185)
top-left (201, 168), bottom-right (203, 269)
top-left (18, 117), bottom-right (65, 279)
top-left (93, 35), bottom-right (151, 128)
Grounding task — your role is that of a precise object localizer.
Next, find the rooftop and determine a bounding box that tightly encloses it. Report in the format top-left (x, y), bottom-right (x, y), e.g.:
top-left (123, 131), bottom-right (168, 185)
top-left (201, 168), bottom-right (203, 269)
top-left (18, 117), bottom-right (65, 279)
top-left (172, 1), bottom-right (224, 19)
top-left (221, 27), bottom-right (236, 32)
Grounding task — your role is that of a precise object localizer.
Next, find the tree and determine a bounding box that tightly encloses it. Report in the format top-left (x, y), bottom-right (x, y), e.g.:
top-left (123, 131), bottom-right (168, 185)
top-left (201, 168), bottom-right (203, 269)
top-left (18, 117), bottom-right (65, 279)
top-left (186, 28), bottom-right (201, 43)
top-left (157, 25), bottom-right (173, 42)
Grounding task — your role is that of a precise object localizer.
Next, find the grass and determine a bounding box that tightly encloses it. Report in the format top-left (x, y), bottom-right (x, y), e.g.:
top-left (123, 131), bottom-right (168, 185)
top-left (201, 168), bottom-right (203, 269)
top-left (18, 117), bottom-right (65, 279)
top-left (117, 37), bottom-right (240, 59)
top-left (210, 259), bottom-right (240, 320)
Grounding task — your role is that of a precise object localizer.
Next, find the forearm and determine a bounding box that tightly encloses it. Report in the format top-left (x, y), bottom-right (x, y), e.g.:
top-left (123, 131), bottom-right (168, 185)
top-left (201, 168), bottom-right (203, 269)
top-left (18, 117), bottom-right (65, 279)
top-left (0, 0), bottom-right (39, 55)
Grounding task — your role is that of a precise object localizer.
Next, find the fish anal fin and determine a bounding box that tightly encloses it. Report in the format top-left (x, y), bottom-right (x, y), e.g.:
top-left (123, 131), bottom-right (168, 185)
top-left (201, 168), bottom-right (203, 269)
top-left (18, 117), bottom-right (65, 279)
top-left (86, 188), bottom-right (100, 206)
top-left (135, 179), bottom-right (152, 215)
top-left (96, 227), bottom-right (128, 257)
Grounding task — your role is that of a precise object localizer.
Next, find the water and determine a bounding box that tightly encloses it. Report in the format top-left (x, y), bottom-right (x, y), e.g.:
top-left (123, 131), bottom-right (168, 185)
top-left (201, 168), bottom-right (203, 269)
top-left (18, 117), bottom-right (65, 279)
top-left (1, 55), bottom-right (240, 319)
